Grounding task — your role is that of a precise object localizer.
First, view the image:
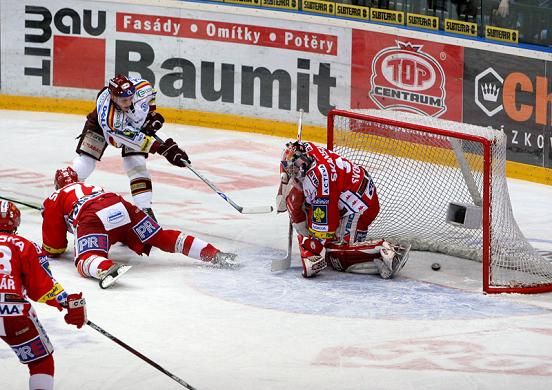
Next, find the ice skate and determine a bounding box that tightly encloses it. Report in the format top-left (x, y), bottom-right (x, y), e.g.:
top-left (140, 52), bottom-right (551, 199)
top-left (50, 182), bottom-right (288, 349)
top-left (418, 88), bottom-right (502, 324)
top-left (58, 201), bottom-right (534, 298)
top-left (142, 208), bottom-right (157, 222)
top-left (99, 264), bottom-right (132, 289)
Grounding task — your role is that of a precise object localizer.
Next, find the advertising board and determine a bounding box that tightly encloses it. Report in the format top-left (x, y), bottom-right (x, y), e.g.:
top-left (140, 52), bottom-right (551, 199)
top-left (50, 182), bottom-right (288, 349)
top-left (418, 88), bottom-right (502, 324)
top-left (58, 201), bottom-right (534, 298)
top-left (351, 30), bottom-right (464, 121)
top-left (0, 0), bottom-right (352, 125)
top-left (463, 48), bottom-right (551, 168)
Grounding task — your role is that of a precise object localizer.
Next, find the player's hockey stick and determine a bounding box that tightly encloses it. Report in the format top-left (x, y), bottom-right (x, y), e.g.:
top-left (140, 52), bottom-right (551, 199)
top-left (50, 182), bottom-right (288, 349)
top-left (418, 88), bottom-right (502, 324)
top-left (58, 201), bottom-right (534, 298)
top-left (154, 135), bottom-right (273, 214)
top-left (0, 195), bottom-right (42, 211)
top-left (271, 110), bottom-right (304, 271)
top-left (87, 320), bottom-right (197, 390)
top-left (271, 220), bottom-right (293, 271)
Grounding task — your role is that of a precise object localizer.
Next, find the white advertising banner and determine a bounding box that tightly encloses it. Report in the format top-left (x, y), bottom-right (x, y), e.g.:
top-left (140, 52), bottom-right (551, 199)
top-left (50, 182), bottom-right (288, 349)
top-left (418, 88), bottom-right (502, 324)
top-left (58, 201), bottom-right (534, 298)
top-left (0, 0), bottom-right (351, 125)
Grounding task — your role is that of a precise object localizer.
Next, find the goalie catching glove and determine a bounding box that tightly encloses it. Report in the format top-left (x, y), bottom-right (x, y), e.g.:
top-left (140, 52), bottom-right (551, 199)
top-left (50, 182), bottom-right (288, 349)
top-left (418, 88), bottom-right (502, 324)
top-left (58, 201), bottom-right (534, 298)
top-left (151, 138), bottom-right (190, 167)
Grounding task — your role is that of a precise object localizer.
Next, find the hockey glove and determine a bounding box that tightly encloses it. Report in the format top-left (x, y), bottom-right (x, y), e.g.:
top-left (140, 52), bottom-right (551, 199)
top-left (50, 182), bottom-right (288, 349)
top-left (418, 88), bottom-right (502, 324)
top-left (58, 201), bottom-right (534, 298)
top-left (64, 293), bottom-right (87, 329)
top-left (156, 138), bottom-right (190, 167)
top-left (142, 111), bottom-right (165, 136)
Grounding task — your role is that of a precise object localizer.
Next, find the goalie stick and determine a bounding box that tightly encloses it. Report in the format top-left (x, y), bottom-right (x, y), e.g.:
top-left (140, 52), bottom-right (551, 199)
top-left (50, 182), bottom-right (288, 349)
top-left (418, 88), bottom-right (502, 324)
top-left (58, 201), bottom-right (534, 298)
top-left (271, 109), bottom-right (304, 271)
top-left (154, 135), bottom-right (273, 214)
top-left (271, 221), bottom-right (293, 272)
top-left (87, 320), bottom-right (197, 390)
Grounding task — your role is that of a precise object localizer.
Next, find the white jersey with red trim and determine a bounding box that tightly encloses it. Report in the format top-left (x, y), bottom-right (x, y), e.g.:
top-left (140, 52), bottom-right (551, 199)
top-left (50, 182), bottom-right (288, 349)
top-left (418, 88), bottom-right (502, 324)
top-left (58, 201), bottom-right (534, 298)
top-left (96, 77), bottom-right (157, 153)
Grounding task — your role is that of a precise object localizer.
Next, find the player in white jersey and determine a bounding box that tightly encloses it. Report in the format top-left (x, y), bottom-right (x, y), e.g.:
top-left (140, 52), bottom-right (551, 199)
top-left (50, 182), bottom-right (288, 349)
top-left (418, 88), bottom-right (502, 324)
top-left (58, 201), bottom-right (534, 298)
top-left (72, 74), bottom-right (188, 221)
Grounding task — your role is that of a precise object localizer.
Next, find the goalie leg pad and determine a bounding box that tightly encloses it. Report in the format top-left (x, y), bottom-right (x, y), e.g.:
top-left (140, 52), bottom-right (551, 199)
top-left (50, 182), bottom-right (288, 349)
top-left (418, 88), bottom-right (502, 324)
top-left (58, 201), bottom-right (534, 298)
top-left (298, 235), bottom-right (326, 277)
top-left (325, 240), bottom-right (385, 272)
top-left (301, 255), bottom-right (327, 278)
top-left (377, 241), bottom-right (412, 279)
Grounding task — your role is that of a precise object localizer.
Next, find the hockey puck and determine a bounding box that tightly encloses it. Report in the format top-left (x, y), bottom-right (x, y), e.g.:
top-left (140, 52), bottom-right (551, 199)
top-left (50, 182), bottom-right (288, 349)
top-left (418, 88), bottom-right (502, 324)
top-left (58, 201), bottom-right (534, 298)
top-left (431, 262), bottom-right (441, 271)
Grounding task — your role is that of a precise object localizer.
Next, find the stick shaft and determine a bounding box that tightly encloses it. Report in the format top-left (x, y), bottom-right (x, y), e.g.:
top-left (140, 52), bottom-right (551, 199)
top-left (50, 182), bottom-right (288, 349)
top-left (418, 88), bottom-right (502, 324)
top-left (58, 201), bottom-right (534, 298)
top-left (0, 195), bottom-right (41, 211)
top-left (154, 135), bottom-right (272, 214)
top-left (271, 221), bottom-right (293, 271)
top-left (87, 321), bottom-right (197, 390)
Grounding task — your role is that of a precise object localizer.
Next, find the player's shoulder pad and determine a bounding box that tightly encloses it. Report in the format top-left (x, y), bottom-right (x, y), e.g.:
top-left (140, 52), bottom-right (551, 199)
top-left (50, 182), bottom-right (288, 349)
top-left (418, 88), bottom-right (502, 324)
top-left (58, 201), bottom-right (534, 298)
top-left (134, 80), bottom-right (155, 101)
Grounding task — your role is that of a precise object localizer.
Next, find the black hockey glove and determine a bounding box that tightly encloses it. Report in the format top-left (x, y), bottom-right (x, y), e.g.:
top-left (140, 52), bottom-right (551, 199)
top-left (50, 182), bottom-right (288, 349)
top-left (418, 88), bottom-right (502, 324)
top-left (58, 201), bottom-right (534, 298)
top-left (156, 138), bottom-right (190, 167)
top-left (142, 111), bottom-right (165, 136)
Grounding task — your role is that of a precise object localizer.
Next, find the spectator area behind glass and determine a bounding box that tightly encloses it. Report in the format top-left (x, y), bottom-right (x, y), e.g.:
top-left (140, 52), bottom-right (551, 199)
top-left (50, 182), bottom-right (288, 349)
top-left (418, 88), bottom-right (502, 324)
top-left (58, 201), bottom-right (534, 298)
top-left (345, 0), bottom-right (551, 46)
top-left (204, 0), bottom-right (551, 48)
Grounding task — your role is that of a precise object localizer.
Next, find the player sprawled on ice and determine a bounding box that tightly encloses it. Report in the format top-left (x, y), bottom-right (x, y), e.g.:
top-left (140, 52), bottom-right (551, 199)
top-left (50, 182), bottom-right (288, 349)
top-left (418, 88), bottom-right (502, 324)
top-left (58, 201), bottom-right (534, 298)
top-left (41, 167), bottom-right (238, 289)
top-left (0, 201), bottom-right (87, 390)
top-left (72, 74), bottom-right (189, 221)
top-left (277, 141), bottom-right (410, 278)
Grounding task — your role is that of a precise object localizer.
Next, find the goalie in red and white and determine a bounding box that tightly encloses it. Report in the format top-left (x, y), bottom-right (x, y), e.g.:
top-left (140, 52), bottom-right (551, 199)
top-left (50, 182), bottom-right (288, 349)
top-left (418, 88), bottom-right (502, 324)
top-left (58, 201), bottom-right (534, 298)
top-left (277, 141), bottom-right (410, 278)
top-left (41, 167), bottom-right (238, 289)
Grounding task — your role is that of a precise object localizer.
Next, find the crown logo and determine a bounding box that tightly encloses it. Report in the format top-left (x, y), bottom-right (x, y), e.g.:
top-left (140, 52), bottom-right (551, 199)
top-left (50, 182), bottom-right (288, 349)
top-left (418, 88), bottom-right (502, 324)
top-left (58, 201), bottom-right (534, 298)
top-left (481, 83), bottom-right (500, 102)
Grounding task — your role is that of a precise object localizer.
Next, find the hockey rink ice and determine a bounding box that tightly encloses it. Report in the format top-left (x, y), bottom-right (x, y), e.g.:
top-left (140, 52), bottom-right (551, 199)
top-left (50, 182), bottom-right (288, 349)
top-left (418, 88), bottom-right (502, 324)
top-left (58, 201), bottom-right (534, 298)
top-left (1, 110), bottom-right (552, 389)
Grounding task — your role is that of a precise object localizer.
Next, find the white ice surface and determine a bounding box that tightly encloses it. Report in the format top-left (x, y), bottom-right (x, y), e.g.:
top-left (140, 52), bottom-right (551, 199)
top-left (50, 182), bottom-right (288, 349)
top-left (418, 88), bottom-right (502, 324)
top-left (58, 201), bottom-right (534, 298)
top-left (1, 110), bottom-right (552, 390)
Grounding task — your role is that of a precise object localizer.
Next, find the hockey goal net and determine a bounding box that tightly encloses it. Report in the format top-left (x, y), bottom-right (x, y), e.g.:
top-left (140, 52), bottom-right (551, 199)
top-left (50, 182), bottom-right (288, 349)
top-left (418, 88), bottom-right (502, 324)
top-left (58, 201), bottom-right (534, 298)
top-left (328, 108), bottom-right (552, 294)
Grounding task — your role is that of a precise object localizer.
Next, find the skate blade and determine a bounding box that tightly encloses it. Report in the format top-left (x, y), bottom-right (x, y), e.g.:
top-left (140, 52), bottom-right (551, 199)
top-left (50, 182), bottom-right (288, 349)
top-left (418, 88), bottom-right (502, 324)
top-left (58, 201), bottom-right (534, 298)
top-left (99, 265), bottom-right (132, 289)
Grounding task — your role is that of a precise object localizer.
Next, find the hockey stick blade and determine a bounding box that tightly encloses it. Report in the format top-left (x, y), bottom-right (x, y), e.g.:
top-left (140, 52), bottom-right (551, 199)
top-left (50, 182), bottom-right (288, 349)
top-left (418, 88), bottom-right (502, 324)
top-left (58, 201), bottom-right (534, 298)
top-left (240, 205), bottom-right (274, 214)
top-left (271, 256), bottom-right (291, 272)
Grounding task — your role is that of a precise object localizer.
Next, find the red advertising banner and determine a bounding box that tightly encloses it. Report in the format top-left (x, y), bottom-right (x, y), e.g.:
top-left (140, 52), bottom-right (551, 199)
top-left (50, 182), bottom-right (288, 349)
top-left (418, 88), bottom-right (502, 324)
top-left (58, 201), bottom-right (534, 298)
top-left (117, 12), bottom-right (338, 56)
top-left (351, 30), bottom-right (463, 121)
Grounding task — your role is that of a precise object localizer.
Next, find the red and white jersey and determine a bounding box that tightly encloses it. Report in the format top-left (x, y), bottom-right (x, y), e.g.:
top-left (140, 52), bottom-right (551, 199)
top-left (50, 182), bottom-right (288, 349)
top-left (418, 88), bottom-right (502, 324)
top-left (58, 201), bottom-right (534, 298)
top-left (301, 142), bottom-right (378, 240)
top-left (96, 77), bottom-right (157, 153)
top-left (41, 182), bottom-right (103, 256)
top-left (0, 232), bottom-right (66, 312)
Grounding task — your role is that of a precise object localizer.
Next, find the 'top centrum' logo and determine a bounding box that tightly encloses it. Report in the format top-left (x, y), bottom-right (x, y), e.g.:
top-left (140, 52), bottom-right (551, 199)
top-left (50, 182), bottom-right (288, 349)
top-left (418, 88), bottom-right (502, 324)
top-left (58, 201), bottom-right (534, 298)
top-left (369, 41), bottom-right (447, 117)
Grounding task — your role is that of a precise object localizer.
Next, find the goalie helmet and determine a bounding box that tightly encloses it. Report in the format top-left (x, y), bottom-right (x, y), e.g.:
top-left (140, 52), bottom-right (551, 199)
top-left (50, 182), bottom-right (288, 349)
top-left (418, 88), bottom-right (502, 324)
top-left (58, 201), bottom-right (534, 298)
top-left (281, 141), bottom-right (313, 178)
top-left (108, 74), bottom-right (135, 98)
top-left (54, 167), bottom-right (79, 190)
top-left (0, 201), bottom-right (21, 233)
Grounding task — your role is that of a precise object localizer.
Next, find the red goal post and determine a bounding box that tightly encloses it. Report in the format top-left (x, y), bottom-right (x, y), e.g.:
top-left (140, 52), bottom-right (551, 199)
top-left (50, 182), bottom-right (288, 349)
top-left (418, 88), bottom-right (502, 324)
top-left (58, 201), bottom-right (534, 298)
top-left (327, 108), bottom-right (552, 294)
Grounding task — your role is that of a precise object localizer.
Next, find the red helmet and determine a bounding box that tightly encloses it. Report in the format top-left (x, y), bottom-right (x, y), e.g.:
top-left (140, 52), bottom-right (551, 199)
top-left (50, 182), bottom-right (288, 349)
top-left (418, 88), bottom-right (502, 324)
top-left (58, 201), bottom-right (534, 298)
top-left (108, 74), bottom-right (135, 97)
top-left (55, 167), bottom-right (79, 190)
top-left (0, 201), bottom-right (21, 233)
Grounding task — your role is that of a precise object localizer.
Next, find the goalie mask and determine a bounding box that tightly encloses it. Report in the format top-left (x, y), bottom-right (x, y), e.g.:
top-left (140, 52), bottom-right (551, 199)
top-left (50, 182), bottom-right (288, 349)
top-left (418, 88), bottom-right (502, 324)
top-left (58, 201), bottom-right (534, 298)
top-left (0, 201), bottom-right (21, 233)
top-left (55, 167), bottom-right (79, 190)
top-left (108, 74), bottom-right (135, 98)
top-left (281, 141), bottom-right (313, 179)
